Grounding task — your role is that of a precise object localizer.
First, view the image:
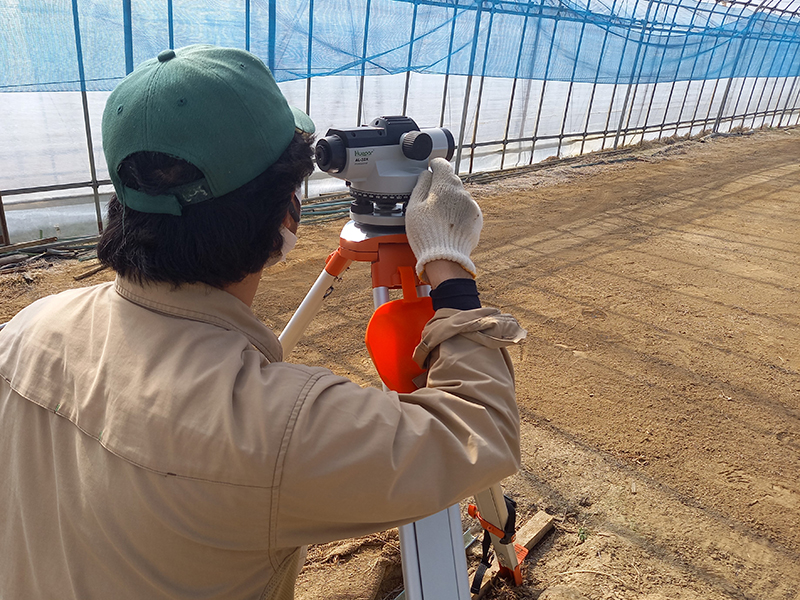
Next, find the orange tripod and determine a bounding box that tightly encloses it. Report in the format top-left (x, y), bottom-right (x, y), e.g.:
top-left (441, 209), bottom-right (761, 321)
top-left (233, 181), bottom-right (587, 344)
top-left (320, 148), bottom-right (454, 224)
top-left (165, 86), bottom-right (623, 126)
top-left (279, 219), bottom-right (527, 598)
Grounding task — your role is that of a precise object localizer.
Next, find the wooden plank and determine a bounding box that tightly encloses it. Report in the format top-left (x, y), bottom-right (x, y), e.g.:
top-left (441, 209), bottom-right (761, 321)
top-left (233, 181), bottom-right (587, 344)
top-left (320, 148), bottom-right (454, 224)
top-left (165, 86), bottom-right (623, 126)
top-left (74, 264), bottom-right (108, 281)
top-left (0, 237), bottom-right (58, 252)
top-left (517, 510), bottom-right (555, 551)
top-left (470, 510), bottom-right (554, 599)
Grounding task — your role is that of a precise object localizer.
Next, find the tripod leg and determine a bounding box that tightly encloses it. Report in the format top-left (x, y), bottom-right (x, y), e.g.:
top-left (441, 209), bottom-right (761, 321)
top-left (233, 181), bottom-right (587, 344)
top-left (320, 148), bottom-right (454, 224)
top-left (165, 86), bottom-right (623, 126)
top-left (279, 259), bottom-right (352, 356)
top-left (473, 485), bottom-right (523, 584)
top-left (373, 286), bottom-right (390, 308)
top-left (399, 506), bottom-right (471, 600)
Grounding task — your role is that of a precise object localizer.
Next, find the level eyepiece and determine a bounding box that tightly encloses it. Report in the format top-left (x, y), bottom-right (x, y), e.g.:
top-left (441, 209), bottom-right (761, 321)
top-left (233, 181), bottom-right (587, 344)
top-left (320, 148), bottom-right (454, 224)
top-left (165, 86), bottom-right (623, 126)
top-left (315, 136), bottom-right (347, 173)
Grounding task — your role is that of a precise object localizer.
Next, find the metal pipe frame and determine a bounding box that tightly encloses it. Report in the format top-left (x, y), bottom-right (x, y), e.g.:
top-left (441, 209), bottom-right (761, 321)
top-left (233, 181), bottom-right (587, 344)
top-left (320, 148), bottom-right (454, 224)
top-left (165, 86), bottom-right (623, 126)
top-left (529, 13), bottom-right (561, 164)
top-left (304, 0), bottom-right (315, 199)
top-left (579, 0), bottom-right (622, 155)
top-left (4, 0), bottom-right (800, 247)
top-left (168, 0), bottom-right (174, 49)
top-left (454, 3), bottom-right (484, 174)
top-left (402, 2), bottom-right (420, 116)
top-left (622, 1), bottom-right (675, 147)
top-left (500, 10), bottom-right (532, 170)
top-left (557, 0), bottom-right (591, 158)
top-left (468, 4), bottom-right (497, 173)
top-left (689, 1), bottom-right (747, 134)
top-left (603, 0), bottom-right (648, 150)
top-left (356, 0), bottom-right (373, 126)
top-left (623, 1), bottom-right (675, 146)
top-left (778, 58), bottom-right (800, 126)
top-left (656, 0), bottom-right (706, 138)
top-left (732, 0), bottom-right (787, 130)
top-left (712, 0), bottom-right (776, 133)
top-left (759, 5), bottom-right (800, 128)
top-left (614, 0), bottom-right (657, 149)
top-left (674, 2), bottom-right (731, 137)
top-left (71, 0), bottom-right (104, 236)
top-left (439, 1), bottom-right (461, 128)
top-left (638, 1), bottom-right (684, 144)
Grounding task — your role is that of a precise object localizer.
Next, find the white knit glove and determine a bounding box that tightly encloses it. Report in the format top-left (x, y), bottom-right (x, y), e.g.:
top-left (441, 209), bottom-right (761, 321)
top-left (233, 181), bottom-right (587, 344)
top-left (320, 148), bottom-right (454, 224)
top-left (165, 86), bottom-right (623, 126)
top-left (405, 157), bottom-right (483, 282)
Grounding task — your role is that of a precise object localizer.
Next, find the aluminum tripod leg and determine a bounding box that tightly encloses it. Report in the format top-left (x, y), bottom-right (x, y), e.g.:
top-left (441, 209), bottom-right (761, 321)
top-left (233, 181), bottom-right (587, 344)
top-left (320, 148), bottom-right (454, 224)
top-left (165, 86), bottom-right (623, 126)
top-left (399, 506), bottom-right (471, 599)
top-left (371, 284), bottom-right (471, 600)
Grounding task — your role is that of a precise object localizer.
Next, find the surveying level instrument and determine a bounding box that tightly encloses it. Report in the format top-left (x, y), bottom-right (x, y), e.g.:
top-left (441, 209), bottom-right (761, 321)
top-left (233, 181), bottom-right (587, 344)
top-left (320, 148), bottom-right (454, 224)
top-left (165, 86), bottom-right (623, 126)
top-left (315, 115), bottom-right (455, 226)
top-left (280, 117), bottom-right (527, 598)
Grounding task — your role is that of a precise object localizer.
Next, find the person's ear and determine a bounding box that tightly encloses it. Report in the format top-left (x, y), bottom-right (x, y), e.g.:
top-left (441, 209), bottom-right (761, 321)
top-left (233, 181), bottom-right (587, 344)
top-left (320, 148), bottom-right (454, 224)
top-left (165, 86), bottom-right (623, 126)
top-left (283, 192), bottom-right (301, 234)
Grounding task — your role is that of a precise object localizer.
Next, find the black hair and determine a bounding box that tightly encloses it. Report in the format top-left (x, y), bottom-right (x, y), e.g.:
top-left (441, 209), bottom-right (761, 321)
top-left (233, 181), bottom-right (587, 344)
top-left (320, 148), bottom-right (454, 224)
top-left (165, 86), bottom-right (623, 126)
top-left (97, 132), bottom-right (315, 288)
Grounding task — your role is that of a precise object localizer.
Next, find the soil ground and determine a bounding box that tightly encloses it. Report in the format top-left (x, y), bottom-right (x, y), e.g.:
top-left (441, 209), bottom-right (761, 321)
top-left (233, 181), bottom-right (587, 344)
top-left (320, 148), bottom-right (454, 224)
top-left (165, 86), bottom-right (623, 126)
top-left (2, 127), bottom-right (798, 600)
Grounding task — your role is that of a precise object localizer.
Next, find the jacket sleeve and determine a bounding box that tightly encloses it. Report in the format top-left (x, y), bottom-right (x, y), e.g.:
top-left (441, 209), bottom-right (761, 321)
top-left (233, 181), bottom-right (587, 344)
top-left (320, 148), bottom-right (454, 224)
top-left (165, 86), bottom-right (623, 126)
top-left (274, 307), bottom-right (526, 548)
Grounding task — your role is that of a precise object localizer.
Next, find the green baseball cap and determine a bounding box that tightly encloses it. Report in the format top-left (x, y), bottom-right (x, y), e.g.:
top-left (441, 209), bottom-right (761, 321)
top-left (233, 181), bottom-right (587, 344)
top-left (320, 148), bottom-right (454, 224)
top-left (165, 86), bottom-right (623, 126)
top-left (102, 44), bottom-right (315, 216)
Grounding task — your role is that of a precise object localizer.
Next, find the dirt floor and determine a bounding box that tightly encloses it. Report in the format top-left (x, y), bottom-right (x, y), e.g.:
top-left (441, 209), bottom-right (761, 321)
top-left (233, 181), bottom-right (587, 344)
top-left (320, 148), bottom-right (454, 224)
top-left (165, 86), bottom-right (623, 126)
top-left (1, 127), bottom-right (798, 600)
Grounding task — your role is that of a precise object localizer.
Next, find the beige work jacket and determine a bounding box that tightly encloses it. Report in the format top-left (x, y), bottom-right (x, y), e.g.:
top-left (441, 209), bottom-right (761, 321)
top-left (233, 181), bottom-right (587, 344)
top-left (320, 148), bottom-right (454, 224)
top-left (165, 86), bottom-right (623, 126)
top-left (0, 275), bottom-right (524, 600)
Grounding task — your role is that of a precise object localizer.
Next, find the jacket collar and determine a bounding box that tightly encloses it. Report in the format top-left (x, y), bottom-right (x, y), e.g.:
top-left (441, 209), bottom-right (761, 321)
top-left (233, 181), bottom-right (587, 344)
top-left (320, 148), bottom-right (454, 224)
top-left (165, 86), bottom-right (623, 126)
top-left (114, 275), bottom-right (283, 363)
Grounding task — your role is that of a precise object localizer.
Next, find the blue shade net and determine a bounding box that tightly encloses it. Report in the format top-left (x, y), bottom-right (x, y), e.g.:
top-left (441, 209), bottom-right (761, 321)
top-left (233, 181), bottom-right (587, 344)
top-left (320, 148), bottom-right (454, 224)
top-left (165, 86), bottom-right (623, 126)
top-left (2, 0), bottom-right (800, 93)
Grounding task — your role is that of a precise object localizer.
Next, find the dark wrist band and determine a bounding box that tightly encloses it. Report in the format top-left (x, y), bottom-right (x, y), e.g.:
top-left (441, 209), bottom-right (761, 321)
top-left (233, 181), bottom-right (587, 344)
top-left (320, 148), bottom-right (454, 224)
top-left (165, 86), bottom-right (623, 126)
top-left (430, 278), bottom-right (481, 311)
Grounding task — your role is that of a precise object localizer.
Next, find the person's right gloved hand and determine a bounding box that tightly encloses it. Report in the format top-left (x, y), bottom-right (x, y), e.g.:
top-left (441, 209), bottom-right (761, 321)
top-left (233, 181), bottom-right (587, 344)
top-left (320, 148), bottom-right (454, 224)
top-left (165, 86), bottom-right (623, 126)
top-left (405, 157), bottom-right (483, 284)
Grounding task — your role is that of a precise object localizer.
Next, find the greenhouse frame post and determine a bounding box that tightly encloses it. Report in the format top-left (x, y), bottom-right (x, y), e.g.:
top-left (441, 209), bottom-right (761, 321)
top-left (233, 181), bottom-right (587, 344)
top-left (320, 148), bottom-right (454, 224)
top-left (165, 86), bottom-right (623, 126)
top-left (778, 45), bottom-right (800, 125)
top-left (733, 1), bottom-right (782, 130)
top-left (752, 53), bottom-right (787, 129)
top-left (123, 0), bottom-right (134, 74)
top-left (622, 0), bottom-right (670, 145)
top-left (759, 7), bottom-right (800, 128)
top-left (439, 1), bottom-right (461, 128)
top-left (356, 0), bottom-right (373, 126)
top-left (557, 0), bottom-right (591, 158)
top-left (519, 8), bottom-right (544, 162)
top-left (401, 2), bottom-right (419, 116)
top-left (167, 0), bottom-right (174, 49)
top-left (579, 0), bottom-right (621, 154)
top-left (657, 0), bottom-right (706, 138)
top-left (792, 81), bottom-right (800, 124)
top-left (72, 0), bottom-right (104, 235)
top-left (454, 3), bottom-right (484, 174)
top-left (468, 5), bottom-right (497, 173)
top-left (770, 50), bottom-right (800, 126)
top-left (640, 1), bottom-right (684, 141)
top-left (268, 0), bottom-right (277, 73)
top-left (788, 77), bottom-right (800, 124)
top-left (677, 2), bottom-right (725, 135)
top-left (0, 195), bottom-right (10, 247)
top-left (603, 0), bottom-right (647, 150)
top-left (689, 1), bottom-right (741, 132)
top-left (304, 0), bottom-right (315, 199)
top-left (529, 14), bottom-right (561, 163)
top-left (613, 0), bottom-right (656, 149)
top-left (500, 10), bottom-right (532, 170)
top-left (776, 6), bottom-right (800, 127)
top-left (712, 0), bottom-right (774, 133)
top-left (245, 0), bottom-right (251, 51)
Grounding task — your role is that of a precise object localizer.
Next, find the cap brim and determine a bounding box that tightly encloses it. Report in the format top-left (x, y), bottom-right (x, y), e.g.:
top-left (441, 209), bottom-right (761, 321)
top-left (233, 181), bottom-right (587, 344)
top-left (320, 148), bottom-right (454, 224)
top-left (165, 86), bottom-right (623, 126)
top-left (291, 106), bottom-right (315, 135)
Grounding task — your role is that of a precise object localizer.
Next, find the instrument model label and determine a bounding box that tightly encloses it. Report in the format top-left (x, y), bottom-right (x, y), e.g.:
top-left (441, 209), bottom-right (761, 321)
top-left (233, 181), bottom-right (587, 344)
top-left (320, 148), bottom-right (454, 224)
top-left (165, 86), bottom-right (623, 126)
top-left (354, 149), bottom-right (373, 164)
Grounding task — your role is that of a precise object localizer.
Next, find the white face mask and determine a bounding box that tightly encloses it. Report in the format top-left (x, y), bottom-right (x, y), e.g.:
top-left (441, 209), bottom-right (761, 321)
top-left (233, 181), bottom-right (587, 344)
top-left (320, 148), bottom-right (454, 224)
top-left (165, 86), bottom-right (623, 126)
top-left (265, 226), bottom-right (297, 268)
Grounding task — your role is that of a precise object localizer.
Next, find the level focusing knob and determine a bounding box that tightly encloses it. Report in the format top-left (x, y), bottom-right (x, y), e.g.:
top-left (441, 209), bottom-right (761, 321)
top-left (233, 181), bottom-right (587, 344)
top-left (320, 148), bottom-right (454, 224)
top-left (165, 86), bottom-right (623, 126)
top-left (401, 131), bottom-right (433, 161)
